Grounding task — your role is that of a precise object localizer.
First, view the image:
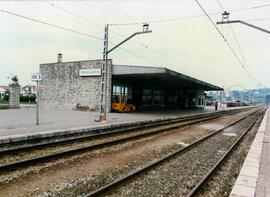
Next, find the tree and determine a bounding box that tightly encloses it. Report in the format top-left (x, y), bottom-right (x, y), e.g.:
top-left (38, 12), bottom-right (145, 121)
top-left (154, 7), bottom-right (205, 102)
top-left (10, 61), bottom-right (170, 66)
top-left (10, 75), bottom-right (19, 85)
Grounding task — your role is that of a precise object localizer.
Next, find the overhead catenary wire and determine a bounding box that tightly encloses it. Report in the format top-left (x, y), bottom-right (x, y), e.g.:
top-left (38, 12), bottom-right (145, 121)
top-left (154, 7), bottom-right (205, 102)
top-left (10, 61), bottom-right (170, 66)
top-left (44, 2), bottom-right (170, 67)
top-left (98, 2), bottom-right (195, 72)
top-left (96, 1), bottom-right (190, 70)
top-left (45, 1), bottom-right (131, 39)
top-left (45, 2), bottom-right (147, 42)
top-left (246, 17), bottom-right (270, 22)
top-left (99, 1), bottom-right (268, 87)
top-left (147, 3), bottom-right (270, 24)
top-left (45, 2), bottom-right (103, 29)
top-left (0, 9), bottom-right (104, 41)
top-left (37, 2), bottom-right (270, 29)
top-left (99, 0), bottom-right (249, 82)
top-left (25, 2), bottom-right (89, 30)
top-left (0, 3), bottom-right (266, 87)
top-left (215, 0), bottom-right (258, 86)
top-left (42, 1), bottom-right (270, 79)
top-left (107, 3), bottom-right (270, 25)
top-left (118, 47), bottom-right (161, 67)
top-left (231, 3), bottom-right (270, 13)
top-left (215, 0), bottom-right (225, 11)
top-left (194, 0), bottom-right (257, 87)
top-left (0, 8), bottom-right (162, 67)
top-left (216, 0), bottom-right (247, 64)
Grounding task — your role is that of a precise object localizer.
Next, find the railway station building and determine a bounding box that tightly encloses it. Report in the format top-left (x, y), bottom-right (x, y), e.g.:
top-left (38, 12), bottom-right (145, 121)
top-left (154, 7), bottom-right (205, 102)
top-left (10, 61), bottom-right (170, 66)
top-left (39, 55), bottom-right (222, 111)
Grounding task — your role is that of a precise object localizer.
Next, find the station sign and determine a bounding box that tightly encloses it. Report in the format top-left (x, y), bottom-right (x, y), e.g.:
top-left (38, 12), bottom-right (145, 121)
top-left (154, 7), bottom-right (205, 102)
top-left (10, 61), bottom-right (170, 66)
top-left (32, 73), bottom-right (42, 82)
top-left (79, 69), bottom-right (101, 77)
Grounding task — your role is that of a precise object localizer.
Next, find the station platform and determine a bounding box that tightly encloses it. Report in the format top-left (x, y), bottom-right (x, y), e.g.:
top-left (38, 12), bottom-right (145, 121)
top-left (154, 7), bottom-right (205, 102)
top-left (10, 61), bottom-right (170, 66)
top-left (230, 107), bottom-right (270, 197)
top-left (0, 104), bottom-right (243, 144)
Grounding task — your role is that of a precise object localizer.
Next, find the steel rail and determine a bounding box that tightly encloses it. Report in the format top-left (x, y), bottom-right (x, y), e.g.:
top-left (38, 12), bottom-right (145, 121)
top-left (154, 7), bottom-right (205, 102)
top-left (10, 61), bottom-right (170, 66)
top-left (85, 108), bottom-right (263, 197)
top-left (0, 108), bottom-right (247, 156)
top-left (0, 108), bottom-right (250, 171)
top-left (186, 110), bottom-right (264, 197)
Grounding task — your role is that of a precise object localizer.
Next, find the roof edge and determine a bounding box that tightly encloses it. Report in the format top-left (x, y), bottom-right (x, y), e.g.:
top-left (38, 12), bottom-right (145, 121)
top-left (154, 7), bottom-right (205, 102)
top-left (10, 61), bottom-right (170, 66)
top-left (164, 68), bottom-right (223, 91)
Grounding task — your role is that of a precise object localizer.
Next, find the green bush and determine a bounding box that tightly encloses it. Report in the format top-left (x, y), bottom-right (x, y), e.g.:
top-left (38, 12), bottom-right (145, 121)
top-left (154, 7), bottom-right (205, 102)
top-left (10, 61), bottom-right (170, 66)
top-left (3, 95), bottom-right (9, 102)
top-left (20, 95), bottom-right (36, 103)
top-left (2, 95), bottom-right (37, 103)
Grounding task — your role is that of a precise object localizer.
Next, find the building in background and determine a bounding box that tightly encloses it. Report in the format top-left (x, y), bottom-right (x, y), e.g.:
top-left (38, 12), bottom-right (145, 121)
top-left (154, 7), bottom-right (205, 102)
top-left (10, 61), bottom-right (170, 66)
top-left (20, 85), bottom-right (37, 96)
top-left (0, 85), bottom-right (9, 99)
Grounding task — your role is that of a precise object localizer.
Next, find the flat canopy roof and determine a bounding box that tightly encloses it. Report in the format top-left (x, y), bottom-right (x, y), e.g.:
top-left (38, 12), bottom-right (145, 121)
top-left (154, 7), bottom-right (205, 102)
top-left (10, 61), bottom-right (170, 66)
top-left (112, 65), bottom-right (223, 91)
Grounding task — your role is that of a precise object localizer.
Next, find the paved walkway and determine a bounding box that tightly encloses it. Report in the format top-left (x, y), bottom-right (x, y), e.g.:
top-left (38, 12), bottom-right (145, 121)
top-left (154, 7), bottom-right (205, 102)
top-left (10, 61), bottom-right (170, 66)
top-left (230, 107), bottom-right (270, 197)
top-left (0, 105), bottom-right (218, 137)
top-left (256, 108), bottom-right (270, 197)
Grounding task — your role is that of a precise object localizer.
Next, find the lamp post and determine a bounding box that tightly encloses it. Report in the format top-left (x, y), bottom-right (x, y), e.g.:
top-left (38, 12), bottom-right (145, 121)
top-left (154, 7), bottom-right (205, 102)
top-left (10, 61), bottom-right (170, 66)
top-left (97, 23), bottom-right (152, 122)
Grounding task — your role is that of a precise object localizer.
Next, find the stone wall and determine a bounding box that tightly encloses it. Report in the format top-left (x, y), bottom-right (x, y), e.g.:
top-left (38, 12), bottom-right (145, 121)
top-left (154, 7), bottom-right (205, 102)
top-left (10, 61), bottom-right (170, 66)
top-left (39, 59), bottom-right (112, 112)
top-left (9, 84), bottom-right (20, 109)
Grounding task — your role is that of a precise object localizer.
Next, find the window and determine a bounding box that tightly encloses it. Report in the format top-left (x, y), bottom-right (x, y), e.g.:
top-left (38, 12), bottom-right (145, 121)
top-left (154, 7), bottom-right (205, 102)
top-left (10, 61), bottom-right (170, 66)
top-left (112, 95), bottom-right (119, 103)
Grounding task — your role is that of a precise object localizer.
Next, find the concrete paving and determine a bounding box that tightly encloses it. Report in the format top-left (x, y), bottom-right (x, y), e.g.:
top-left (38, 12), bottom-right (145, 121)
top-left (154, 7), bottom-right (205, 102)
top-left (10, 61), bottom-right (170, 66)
top-left (230, 107), bottom-right (270, 197)
top-left (256, 108), bottom-right (270, 197)
top-left (0, 104), bottom-right (221, 138)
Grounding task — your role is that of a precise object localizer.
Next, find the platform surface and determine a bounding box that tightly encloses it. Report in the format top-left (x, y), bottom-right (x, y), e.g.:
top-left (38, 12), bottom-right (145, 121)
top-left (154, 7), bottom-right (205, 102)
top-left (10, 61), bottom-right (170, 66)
top-left (1, 105), bottom-right (220, 137)
top-left (230, 107), bottom-right (270, 197)
top-left (256, 108), bottom-right (270, 197)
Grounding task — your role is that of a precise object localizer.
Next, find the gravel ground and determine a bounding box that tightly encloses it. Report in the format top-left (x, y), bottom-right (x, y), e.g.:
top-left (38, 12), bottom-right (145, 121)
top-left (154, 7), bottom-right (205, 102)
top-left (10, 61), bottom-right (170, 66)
top-left (37, 145), bottom-right (183, 197)
top-left (195, 116), bottom-right (263, 197)
top-left (103, 112), bottom-right (262, 197)
top-left (0, 108), bottom-right (258, 197)
top-left (34, 110), bottom-right (259, 197)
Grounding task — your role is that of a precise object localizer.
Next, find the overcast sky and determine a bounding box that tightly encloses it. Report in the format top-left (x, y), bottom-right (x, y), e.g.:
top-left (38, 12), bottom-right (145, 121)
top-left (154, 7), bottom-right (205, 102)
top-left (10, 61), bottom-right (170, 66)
top-left (0, 0), bottom-right (270, 90)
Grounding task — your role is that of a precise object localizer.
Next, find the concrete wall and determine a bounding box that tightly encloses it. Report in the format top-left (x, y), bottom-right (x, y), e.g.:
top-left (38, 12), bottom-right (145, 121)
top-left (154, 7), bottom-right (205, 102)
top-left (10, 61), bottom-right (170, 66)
top-left (39, 59), bottom-right (112, 111)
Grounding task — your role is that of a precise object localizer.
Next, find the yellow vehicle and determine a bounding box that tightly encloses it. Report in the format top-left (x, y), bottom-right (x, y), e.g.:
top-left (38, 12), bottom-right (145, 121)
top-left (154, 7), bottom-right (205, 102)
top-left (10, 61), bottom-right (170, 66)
top-left (111, 94), bottom-right (136, 112)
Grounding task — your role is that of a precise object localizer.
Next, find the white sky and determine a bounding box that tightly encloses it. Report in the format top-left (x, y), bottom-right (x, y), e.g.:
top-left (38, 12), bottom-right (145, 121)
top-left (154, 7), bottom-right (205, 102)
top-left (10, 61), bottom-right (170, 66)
top-left (0, 0), bottom-right (270, 90)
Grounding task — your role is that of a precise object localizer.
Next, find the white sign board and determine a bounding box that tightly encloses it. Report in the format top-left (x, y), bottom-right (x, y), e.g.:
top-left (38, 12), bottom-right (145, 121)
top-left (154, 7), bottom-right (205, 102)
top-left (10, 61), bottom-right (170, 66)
top-left (79, 69), bottom-right (101, 77)
top-left (32, 73), bottom-right (42, 82)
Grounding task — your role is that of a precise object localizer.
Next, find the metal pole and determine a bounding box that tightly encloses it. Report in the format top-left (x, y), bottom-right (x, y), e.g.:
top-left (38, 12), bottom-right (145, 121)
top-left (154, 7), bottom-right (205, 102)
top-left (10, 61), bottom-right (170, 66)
top-left (104, 24), bottom-right (109, 120)
top-left (219, 91), bottom-right (222, 108)
top-left (107, 31), bottom-right (151, 54)
top-left (36, 81), bottom-right (39, 125)
top-left (98, 24), bottom-right (109, 122)
top-left (97, 24), bottom-right (151, 122)
top-left (217, 20), bottom-right (270, 35)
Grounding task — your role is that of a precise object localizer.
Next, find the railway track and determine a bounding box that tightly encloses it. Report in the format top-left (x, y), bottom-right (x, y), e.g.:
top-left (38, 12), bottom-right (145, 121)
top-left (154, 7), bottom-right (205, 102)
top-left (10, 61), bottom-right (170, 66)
top-left (85, 107), bottom-right (265, 197)
top-left (185, 108), bottom-right (266, 197)
top-left (0, 108), bottom-right (254, 172)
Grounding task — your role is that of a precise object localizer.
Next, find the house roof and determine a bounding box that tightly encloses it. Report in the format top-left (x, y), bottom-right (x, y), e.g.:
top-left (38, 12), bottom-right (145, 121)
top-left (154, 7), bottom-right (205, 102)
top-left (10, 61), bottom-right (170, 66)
top-left (21, 85), bottom-right (37, 92)
top-left (0, 85), bottom-right (9, 92)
